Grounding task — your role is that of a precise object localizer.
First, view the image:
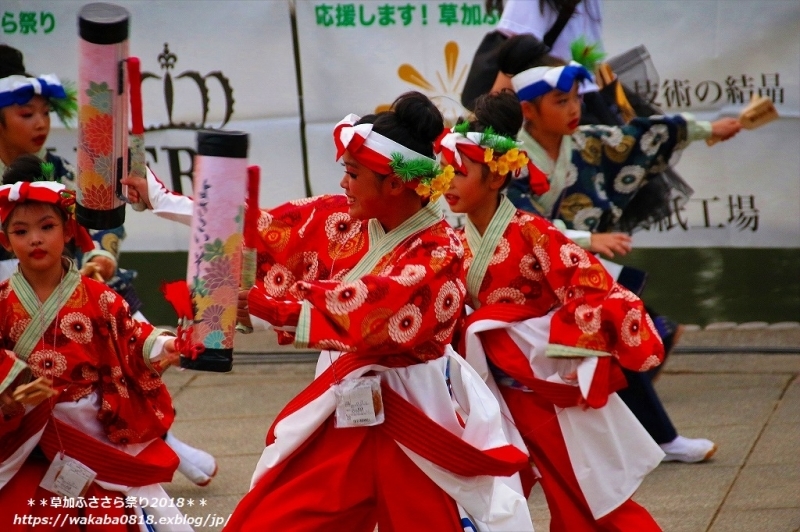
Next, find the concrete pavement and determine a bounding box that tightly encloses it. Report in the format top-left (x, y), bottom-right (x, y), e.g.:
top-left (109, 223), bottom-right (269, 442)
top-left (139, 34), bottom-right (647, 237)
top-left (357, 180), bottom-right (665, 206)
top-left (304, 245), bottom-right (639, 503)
top-left (160, 327), bottom-right (800, 531)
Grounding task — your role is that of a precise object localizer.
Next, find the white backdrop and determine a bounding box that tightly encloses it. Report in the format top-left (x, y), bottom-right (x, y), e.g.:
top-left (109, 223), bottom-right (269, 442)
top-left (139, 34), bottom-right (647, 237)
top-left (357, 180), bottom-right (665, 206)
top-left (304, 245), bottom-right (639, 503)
top-left (2, 0), bottom-right (798, 249)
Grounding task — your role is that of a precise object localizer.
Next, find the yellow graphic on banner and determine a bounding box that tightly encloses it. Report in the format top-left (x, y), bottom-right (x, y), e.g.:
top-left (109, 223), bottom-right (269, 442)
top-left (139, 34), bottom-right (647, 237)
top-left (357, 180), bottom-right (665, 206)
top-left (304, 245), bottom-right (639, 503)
top-left (377, 41), bottom-right (468, 126)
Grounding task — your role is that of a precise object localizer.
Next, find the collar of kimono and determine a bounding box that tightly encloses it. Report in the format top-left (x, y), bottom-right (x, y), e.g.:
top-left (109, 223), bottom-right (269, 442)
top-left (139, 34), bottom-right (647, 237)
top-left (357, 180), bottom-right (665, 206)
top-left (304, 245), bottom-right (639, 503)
top-left (10, 258), bottom-right (81, 361)
top-left (464, 196), bottom-right (517, 307)
top-left (343, 199), bottom-right (443, 283)
top-left (333, 113), bottom-right (436, 177)
top-left (512, 61), bottom-right (598, 102)
top-left (0, 181), bottom-right (94, 252)
top-left (517, 127), bottom-right (574, 217)
top-left (435, 128), bottom-right (550, 195)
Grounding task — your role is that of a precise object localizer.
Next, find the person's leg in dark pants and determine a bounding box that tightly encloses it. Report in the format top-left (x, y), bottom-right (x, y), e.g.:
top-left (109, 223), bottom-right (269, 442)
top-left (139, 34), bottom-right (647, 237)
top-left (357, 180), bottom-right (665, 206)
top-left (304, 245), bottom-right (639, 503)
top-left (618, 369), bottom-right (717, 463)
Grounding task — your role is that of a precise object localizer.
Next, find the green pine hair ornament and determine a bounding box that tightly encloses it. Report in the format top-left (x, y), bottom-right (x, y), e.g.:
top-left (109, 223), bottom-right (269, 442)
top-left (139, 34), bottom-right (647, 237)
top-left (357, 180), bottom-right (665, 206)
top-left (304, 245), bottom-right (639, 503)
top-left (48, 81), bottom-right (78, 128)
top-left (570, 36), bottom-right (606, 72)
top-left (389, 152), bottom-right (454, 202)
top-left (37, 161), bottom-right (56, 182)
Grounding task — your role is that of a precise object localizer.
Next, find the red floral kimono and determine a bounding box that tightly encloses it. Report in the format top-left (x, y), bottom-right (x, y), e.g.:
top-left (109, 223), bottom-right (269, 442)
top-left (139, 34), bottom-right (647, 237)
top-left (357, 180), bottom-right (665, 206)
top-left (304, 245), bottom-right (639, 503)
top-left (458, 196), bottom-right (665, 530)
top-left (0, 264), bottom-right (186, 531)
top-left (227, 195), bottom-right (534, 532)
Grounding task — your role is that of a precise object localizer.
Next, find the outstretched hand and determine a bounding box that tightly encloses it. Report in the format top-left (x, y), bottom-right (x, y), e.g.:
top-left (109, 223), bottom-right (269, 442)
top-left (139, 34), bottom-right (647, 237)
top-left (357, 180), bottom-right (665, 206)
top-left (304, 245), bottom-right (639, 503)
top-left (160, 337), bottom-right (182, 368)
top-left (121, 174), bottom-right (152, 209)
top-left (589, 232), bottom-right (632, 258)
top-left (237, 289), bottom-right (253, 329)
top-left (709, 118), bottom-right (743, 142)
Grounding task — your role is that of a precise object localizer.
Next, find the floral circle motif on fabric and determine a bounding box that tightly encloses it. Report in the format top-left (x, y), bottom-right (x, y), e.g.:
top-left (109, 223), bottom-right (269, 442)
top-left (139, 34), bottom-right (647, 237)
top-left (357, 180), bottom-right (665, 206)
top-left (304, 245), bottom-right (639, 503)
top-left (580, 136), bottom-right (603, 166)
top-left (289, 196), bottom-right (317, 206)
top-left (640, 124), bottom-right (669, 156)
top-left (614, 165), bottom-right (646, 194)
top-left (80, 184), bottom-right (115, 210)
top-left (564, 163), bottom-right (579, 187)
top-left (599, 125), bottom-right (624, 147)
top-left (99, 290), bottom-right (116, 320)
top-left (257, 211), bottom-right (273, 232)
top-left (9, 318), bottom-right (31, 343)
top-left (608, 285), bottom-right (639, 301)
top-left (640, 354), bottom-right (660, 371)
top-left (559, 243), bottom-right (592, 269)
top-left (575, 304), bottom-right (602, 334)
top-left (489, 238), bottom-right (511, 266)
top-left (391, 264), bottom-right (427, 287)
top-left (487, 287), bottom-right (526, 305)
top-left (325, 280), bottom-right (368, 315)
top-left (325, 212), bottom-right (361, 245)
top-left (621, 308), bottom-right (643, 347)
top-left (264, 264), bottom-right (295, 298)
top-left (109, 366), bottom-right (130, 398)
top-left (604, 135), bottom-right (636, 163)
top-left (286, 251), bottom-right (320, 282)
top-left (388, 304), bottom-right (423, 344)
top-left (28, 349), bottom-right (68, 378)
top-left (434, 321), bottom-right (457, 343)
top-left (554, 286), bottom-right (585, 303)
top-left (60, 312), bottom-right (94, 344)
top-left (558, 193), bottom-right (593, 223)
top-left (434, 281), bottom-right (461, 322)
top-left (573, 207), bottom-right (604, 231)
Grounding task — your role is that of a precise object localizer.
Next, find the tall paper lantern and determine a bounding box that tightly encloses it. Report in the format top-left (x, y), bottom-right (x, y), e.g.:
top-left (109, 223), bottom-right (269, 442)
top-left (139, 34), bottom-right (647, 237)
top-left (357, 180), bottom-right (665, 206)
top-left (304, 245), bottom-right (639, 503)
top-left (76, 2), bottom-right (129, 229)
top-left (183, 130), bottom-right (249, 372)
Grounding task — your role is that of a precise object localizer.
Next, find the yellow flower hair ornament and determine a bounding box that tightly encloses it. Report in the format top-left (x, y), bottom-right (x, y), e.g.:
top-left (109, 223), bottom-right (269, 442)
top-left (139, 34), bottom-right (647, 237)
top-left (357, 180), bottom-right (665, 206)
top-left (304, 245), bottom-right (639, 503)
top-left (390, 153), bottom-right (455, 202)
top-left (435, 123), bottom-right (549, 195)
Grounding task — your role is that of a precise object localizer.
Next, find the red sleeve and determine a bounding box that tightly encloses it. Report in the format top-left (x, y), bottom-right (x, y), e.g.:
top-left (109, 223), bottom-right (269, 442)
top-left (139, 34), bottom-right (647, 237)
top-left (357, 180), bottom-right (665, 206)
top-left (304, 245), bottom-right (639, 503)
top-left (527, 219), bottom-right (664, 372)
top-left (0, 350), bottom-right (28, 439)
top-left (92, 286), bottom-right (175, 444)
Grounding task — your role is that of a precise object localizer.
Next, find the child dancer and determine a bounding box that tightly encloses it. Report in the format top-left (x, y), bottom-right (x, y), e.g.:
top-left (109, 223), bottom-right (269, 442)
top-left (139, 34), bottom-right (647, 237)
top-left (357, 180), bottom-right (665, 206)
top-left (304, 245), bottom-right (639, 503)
top-left (228, 92), bottom-right (533, 531)
top-left (436, 90), bottom-right (665, 531)
top-left (79, 228), bottom-right (219, 486)
top-left (0, 43), bottom-right (218, 486)
top-left (0, 155), bottom-right (191, 530)
top-left (507, 60), bottom-right (741, 463)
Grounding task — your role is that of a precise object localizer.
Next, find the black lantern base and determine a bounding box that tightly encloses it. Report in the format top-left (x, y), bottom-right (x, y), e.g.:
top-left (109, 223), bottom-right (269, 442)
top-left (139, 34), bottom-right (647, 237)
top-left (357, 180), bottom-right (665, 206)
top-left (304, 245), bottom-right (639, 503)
top-left (180, 348), bottom-right (233, 373)
top-left (76, 204), bottom-right (126, 230)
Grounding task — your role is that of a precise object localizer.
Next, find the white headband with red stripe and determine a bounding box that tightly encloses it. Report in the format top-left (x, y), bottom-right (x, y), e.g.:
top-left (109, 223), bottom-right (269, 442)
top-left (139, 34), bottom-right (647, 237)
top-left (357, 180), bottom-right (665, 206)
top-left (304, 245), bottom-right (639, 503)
top-left (0, 181), bottom-right (66, 222)
top-left (434, 127), bottom-right (550, 195)
top-left (333, 113), bottom-right (436, 175)
top-left (0, 181), bottom-right (95, 252)
top-left (435, 130), bottom-right (493, 174)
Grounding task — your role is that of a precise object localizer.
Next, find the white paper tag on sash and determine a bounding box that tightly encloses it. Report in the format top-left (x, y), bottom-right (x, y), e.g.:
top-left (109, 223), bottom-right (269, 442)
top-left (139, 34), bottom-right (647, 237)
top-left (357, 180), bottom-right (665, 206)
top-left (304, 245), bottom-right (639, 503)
top-left (334, 376), bottom-right (384, 428)
top-left (39, 454), bottom-right (97, 498)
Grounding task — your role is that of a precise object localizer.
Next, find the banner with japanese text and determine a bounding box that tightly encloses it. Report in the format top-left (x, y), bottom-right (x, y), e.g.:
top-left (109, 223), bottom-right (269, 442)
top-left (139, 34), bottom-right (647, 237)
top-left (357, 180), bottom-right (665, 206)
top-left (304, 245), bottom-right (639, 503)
top-left (296, 0), bottom-right (799, 248)
top-left (2, 0), bottom-right (798, 249)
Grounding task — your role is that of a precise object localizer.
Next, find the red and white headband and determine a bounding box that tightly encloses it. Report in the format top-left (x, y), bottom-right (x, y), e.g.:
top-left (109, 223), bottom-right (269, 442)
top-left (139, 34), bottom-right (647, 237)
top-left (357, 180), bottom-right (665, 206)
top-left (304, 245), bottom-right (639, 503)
top-left (0, 181), bottom-right (94, 251)
top-left (435, 130), bottom-right (491, 174)
top-left (333, 113), bottom-right (437, 176)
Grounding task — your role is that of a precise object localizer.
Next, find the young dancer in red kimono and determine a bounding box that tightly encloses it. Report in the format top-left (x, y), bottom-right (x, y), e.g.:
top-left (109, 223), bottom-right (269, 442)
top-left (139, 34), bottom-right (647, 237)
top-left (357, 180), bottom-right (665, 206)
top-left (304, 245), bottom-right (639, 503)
top-left (229, 92), bottom-right (534, 531)
top-left (436, 91), bottom-right (665, 531)
top-left (0, 155), bottom-right (190, 531)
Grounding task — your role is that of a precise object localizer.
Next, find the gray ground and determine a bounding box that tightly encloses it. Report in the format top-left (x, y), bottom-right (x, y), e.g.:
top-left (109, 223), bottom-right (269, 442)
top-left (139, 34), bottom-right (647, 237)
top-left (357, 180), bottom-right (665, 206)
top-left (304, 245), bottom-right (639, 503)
top-left (161, 326), bottom-right (800, 532)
